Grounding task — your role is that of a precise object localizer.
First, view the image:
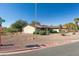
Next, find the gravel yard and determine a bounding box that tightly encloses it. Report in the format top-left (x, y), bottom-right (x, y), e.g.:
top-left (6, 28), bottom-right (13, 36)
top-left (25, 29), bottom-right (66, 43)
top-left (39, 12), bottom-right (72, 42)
top-left (1, 32), bottom-right (79, 49)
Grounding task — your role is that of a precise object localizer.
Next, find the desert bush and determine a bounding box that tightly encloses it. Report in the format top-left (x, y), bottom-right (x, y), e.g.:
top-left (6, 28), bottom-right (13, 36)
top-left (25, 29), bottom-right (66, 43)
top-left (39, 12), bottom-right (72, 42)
top-left (60, 30), bottom-right (66, 36)
top-left (72, 32), bottom-right (76, 35)
top-left (61, 33), bottom-right (66, 36)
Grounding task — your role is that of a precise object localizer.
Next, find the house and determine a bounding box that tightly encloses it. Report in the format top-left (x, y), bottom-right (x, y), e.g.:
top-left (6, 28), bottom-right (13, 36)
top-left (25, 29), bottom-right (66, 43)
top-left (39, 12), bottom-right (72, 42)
top-left (22, 25), bottom-right (36, 34)
top-left (22, 25), bottom-right (68, 34)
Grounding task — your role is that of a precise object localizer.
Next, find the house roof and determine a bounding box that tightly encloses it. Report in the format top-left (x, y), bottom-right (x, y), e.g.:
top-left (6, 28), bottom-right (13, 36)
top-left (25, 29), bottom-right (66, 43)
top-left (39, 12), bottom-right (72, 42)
top-left (23, 24), bottom-right (68, 29)
top-left (34, 24), bottom-right (67, 29)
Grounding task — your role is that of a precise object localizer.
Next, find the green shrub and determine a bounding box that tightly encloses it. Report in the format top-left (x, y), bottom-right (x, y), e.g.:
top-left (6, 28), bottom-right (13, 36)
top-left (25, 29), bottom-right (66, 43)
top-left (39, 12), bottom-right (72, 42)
top-left (40, 31), bottom-right (46, 35)
top-left (33, 31), bottom-right (39, 34)
top-left (33, 29), bottom-right (40, 34)
top-left (51, 31), bottom-right (58, 33)
top-left (33, 30), bottom-right (49, 35)
top-left (39, 30), bottom-right (49, 35)
top-left (3, 28), bottom-right (18, 33)
top-left (49, 30), bottom-right (58, 33)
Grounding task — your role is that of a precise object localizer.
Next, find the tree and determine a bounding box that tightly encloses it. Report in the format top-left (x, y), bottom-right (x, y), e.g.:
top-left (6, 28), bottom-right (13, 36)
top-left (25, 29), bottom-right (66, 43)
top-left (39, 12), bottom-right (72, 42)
top-left (0, 17), bottom-right (5, 25)
top-left (64, 22), bottom-right (77, 32)
top-left (68, 23), bottom-right (76, 30)
top-left (30, 20), bottom-right (41, 26)
top-left (11, 19), bottom-right (28, 32)
top-left (74, 18), bottom-right (79, 31)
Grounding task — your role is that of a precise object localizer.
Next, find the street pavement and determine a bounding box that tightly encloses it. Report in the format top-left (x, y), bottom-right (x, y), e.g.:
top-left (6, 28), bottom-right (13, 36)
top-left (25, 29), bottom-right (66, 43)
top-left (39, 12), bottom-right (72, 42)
top-left (5, 41), bottom-right (79, 56)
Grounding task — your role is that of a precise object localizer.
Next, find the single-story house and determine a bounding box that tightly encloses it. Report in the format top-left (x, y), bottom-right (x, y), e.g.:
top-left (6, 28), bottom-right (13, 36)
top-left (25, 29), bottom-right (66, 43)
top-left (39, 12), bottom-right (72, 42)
top-left (22, 25), bottom-right (68, 34)
top-left (22, 25), bottom-right (36, 34)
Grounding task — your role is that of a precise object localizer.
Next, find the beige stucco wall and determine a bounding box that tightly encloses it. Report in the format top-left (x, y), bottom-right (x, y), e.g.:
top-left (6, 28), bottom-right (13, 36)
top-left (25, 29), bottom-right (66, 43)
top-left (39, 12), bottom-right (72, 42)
top-left (23, 25), bottom-right (35, 34)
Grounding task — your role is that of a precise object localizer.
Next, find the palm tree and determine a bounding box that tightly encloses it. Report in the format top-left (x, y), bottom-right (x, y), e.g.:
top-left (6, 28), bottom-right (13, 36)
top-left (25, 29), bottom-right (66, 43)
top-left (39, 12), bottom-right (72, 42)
top-left (64, 23), bottom-right (76, 32)
top-left (74, 18), bottom-right (79, 31)
top-left (68, 23), bottom-right (76, 31)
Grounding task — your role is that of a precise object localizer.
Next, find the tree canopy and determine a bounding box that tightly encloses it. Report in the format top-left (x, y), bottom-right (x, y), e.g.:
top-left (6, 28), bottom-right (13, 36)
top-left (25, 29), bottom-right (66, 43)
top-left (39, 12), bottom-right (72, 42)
top-left (64, 22), bottom-right (77, 32)
top-left (74, 18), bottom-right (79, 22)
top-left (30, 20), bottom-right (41, 26)
top-left (11, 19), bottom-right (28, 32)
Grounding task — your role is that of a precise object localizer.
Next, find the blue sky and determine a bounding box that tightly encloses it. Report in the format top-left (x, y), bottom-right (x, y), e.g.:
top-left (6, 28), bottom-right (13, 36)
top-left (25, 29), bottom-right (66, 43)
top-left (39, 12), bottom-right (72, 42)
top-left (0, 3), bottom-right (35, 27)
top-left (0, 3), bottom-right (79, 27)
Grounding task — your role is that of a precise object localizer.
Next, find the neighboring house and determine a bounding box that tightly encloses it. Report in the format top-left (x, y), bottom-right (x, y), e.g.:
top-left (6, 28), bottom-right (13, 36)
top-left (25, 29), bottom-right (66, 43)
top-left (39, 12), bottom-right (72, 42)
top-left (23, 25), bottom-right (35, 34)
top-left (22, 25), bottom-right (68, 34)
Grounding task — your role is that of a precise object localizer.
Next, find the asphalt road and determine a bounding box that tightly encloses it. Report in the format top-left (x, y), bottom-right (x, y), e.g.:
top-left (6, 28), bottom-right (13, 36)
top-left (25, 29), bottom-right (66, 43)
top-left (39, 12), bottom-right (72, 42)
top-left (6, 42), bottom-right (79, 56)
